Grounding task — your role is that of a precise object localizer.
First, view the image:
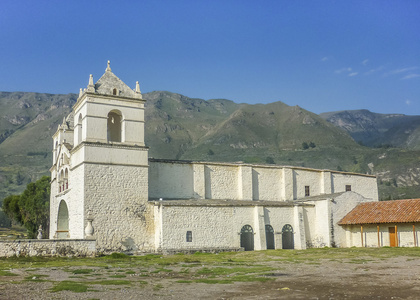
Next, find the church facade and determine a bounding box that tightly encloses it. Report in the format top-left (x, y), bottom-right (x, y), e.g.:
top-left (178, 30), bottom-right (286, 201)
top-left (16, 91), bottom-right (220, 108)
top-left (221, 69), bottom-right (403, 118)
top-left (49, 62), bottom-right (379, 254)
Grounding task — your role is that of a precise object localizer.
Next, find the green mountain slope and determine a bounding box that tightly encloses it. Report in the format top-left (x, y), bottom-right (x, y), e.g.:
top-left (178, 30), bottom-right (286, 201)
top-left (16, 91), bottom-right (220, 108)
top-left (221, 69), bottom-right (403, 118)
top-left (0, 91), bottom-right (420, 202)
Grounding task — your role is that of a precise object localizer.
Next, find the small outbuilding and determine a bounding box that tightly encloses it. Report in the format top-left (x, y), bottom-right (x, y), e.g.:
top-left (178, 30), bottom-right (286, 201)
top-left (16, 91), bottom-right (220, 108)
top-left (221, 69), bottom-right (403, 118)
top-left (339, 199), bottom-right (420, 247)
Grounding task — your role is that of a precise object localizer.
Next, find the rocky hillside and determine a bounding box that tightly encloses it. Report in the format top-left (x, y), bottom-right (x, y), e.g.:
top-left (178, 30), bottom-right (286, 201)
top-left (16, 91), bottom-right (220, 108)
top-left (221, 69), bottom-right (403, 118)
top-left (320, 110), bottom-right (420, 149)
top-left (1, 91), bottom-right (420, 202)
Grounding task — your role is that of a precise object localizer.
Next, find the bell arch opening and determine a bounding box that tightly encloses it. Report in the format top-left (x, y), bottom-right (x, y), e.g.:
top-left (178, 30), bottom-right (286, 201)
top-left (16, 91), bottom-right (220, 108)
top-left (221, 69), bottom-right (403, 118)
top-left (107, 110), bottom-right (122, 142)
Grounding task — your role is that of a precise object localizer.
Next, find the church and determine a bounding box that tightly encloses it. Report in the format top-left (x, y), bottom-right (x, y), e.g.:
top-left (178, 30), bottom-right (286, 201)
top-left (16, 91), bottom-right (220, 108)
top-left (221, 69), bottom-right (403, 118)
top-left (49, 62), bottom-right (380, 254)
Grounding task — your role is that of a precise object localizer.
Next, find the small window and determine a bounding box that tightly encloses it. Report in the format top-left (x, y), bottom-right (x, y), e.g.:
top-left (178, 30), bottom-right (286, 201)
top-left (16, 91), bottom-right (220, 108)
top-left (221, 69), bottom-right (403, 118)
top-left (346, 185), bottom-right (351, 192)
top-left (186, 231), bottom-right (192, 242)
top-left (305, 186), bottom-right (310, 197)
top-left (113, 88), bottom-right (117, 95)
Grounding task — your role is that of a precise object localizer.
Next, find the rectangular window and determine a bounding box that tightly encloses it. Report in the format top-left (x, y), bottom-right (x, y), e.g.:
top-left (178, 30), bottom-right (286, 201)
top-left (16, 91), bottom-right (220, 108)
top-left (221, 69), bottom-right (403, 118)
top-left (186, 231), bottom-right (192, 242)
top-left (346, 185), bottom-right (351, 192)
top-left (305, 186), bottom-right (310, 197)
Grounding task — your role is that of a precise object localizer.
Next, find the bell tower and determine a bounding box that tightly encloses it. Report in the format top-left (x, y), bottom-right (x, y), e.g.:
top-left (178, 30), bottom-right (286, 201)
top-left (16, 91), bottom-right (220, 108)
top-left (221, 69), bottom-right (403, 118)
top-left (50, 61), bottom-right (154, 253)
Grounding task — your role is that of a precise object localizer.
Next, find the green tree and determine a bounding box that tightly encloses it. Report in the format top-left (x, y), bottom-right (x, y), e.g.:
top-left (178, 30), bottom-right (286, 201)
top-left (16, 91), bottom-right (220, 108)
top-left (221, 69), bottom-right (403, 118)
top-left (309, 141), bottom-right (316, 148)
top-left (265, 156), bottom-right (275, 164)
top-left (2, 176), bottom-right (50, 238)
top-left (302, 142), bottom-right (309, 150)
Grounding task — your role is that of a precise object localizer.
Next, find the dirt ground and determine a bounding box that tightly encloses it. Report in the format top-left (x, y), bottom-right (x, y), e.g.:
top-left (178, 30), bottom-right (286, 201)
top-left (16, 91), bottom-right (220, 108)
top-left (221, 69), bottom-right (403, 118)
top-left (0, 254), bottom-right (419, 299)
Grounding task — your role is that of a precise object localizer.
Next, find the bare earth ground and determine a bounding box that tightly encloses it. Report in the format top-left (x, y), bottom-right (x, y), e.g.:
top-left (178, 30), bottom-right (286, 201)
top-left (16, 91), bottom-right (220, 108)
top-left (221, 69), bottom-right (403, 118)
top-left (0, 249), bottom-right (419, 300)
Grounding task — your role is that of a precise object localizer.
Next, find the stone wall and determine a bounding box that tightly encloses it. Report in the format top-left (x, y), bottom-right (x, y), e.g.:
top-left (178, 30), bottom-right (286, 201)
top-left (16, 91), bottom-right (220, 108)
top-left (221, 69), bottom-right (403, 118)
top-left (84, 163), bottom-right (155, 253)
top-left (0, 239), bottom-right (96, 257)
top-left (154, 201), bottom-right (301, 251)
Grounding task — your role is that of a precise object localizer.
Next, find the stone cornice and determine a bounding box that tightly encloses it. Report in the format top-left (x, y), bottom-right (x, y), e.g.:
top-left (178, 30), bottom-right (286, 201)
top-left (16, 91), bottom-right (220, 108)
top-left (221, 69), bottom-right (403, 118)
top-left (71, 141), bottom-right (149, 154)
top-left (73, 92), bottom-right (146, 111)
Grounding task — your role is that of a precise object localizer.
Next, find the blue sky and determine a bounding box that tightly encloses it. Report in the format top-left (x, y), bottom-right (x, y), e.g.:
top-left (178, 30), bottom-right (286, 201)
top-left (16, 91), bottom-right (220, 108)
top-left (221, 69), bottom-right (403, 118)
top-left (0, 0), bottom-right (419, 114)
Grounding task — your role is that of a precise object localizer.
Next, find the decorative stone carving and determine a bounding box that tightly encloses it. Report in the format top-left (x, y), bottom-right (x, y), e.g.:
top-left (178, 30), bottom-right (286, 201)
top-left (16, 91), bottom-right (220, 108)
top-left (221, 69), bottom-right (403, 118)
top-left (87, 74), bottom-right (95, 92)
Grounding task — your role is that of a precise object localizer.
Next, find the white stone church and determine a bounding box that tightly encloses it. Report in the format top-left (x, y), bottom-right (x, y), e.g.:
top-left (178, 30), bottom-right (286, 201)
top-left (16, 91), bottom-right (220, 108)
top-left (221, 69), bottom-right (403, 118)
top-left (49, 62), bottom-right (379, 254)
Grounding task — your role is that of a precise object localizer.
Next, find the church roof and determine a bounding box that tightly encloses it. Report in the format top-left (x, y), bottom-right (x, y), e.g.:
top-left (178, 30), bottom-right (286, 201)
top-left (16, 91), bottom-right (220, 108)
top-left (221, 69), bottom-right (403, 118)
top-left (81, 61), bottom-right (142, 99)
top-left (95, 63), bottom-right (136, 97)
top-left (338, 199), bottom-right (420, 225)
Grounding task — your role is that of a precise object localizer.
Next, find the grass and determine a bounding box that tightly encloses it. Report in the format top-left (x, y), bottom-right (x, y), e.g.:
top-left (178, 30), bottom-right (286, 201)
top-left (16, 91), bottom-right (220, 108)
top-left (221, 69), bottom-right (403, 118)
top-left (0, 248), bottom-right (419, 295)
top-left (71, 268), bottom-right (94, 274)
top-left (0, 269), bottom-right (18, 276)
top-left (51, 281), bottom-right (89, 293)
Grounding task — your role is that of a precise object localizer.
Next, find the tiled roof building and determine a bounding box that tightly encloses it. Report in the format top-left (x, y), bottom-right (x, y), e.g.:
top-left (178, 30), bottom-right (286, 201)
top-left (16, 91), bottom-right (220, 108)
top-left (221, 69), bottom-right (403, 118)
top-left (339, 199), bottom-right (420, 225)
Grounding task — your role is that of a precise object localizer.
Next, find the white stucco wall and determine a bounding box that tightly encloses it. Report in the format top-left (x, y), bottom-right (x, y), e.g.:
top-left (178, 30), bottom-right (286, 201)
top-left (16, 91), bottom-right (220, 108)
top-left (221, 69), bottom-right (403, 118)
top-left (148, 162), bottom-right (194, 199)
top-left (252, 167), bottom-right (282, 201)
top-left (149, 161), bottom-right (377, 203)
top-left (345, 223), bottom-right (420, 247)
top-left (205, 165), bottom-right (239, 200)
top-left (293, 169), bottom-right (322, 199)
top-left (332, 173), bottom-right (378, 201)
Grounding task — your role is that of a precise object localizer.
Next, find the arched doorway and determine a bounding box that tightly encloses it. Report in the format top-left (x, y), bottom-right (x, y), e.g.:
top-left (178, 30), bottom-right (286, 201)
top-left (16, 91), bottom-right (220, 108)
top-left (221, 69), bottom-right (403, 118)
top-left (282, 224), bottom-right (294, 249)
top-left (57, 200), bottom-right (69, 239)
top-left (265, 225), bottom-right (275, 249)
top-left (240, 225), bottom-right (254, 251)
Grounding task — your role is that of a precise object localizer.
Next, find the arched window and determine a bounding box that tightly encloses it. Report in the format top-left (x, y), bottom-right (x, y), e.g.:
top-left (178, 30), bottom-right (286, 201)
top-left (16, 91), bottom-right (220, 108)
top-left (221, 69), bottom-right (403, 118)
top-left (64, 168), bottom-right (69, 190)
top-left (113, 88), bottom-right (117, 95)
top-left (240, 225), bottom-right (254, 251)
top-left (57, 200), bottom-right (69, 239)
top-left (77, 114), bottom-right (83, 145)
top-left (54, 141), bottom-right (58, 161)
top-left (59, 169), bottom-right (64, 192)
top-left (107, 111), bottom-right (122, 142)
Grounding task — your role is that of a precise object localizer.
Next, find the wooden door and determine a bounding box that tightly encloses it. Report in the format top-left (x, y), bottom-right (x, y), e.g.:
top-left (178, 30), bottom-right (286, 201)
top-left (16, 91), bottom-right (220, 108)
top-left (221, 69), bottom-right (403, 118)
top-left (389, 227), bottom-right (396, 247)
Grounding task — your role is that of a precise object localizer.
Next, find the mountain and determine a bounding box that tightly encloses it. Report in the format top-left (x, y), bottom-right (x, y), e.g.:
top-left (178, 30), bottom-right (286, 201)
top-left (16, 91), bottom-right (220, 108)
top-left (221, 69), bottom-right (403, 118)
top-left (1, 91), bottom-right (420, 203)
top-left (320, 110), bottom-right (420, 149)
top-left (144, 91), bottom-right (360, 161)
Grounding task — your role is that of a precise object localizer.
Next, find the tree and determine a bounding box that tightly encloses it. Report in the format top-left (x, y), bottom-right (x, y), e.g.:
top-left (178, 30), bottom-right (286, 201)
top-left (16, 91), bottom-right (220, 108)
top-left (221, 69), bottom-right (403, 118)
top-left (309, 141), bottom-right (316, 148)
top-left (2, 176), bottom-right (50, 238)
top-left (265, 156), bottom-right (275, 164)
top-left (302, 142), bottom-right (309, 150)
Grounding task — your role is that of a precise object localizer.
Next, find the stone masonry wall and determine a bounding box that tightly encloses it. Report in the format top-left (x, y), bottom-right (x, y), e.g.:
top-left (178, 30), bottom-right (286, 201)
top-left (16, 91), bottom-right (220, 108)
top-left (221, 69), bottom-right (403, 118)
top-left (157, 204), bottom-right (296, 251)
top-left (84, 163), bottom-right (155, 253)
top-left (0, 240), bottom-right (96, 257)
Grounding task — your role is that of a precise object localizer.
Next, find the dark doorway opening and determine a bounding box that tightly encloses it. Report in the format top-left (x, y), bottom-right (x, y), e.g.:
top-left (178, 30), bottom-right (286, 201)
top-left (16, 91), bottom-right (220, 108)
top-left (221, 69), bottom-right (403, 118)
top-left (265, 225), bottom-right (275, 249)
top-left (240, 225), bottom-right (254, 251)
top-left (282, 224), bottom-right (294, 249)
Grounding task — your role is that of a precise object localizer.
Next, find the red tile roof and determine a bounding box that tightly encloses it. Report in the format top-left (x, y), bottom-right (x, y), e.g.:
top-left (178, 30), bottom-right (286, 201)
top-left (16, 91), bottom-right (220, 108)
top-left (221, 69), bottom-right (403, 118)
top-left (338, 199), bottom-right (420, 225)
